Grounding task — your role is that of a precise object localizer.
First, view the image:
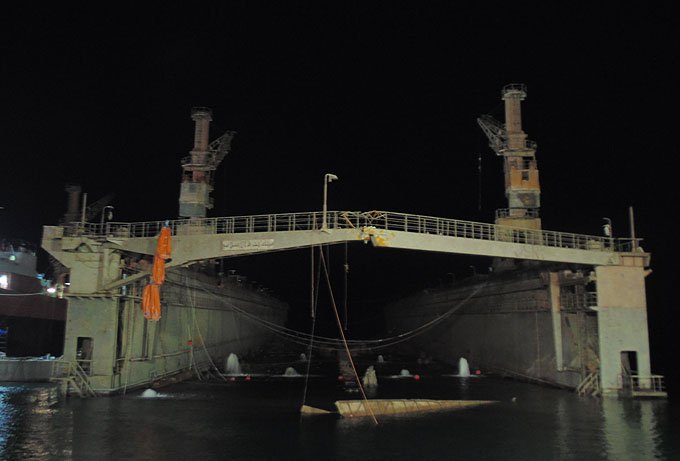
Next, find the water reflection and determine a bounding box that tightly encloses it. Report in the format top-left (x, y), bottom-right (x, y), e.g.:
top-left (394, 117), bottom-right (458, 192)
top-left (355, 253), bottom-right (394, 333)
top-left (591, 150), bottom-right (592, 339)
top-left (0, 380), bottom-right (675, 460)
top-left (0, 384), bottom-right (73, 460)
top-left (601, 398), bottom-right (664, 460)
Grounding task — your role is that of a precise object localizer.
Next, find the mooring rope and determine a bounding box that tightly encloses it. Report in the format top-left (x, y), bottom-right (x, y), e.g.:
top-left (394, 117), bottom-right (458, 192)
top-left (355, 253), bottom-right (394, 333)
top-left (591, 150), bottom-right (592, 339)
top-left (319, 248), bottom-right (378, 426)
top-left (188, 283), bottom-right (228, 382)
top-left (300, 245), bottom-right (322, 419)
top-left (185, 274), bottom-right (489, 353)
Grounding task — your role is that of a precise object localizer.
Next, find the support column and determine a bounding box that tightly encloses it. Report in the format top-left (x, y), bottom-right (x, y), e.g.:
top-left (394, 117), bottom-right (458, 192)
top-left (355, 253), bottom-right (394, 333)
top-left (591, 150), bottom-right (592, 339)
top-left (548, 272), bottom-right (564, 371)
top-left (595, 265), bottom-right (652, 395)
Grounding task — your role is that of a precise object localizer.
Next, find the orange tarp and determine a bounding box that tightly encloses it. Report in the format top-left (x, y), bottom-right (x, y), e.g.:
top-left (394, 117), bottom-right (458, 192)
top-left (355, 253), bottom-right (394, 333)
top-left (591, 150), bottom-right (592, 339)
top-left (141, 225), bottom-right (172, 322)
top-left (156, 226), bottom-right (172, 260)
top-left (152, 257), bottom-right (166, 285)
top-left (142, 284), bottom-right (161, 321)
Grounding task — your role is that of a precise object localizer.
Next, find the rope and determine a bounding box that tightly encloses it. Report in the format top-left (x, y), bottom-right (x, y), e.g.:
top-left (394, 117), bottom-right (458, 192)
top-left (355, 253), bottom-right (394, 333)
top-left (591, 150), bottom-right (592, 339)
top-left (320, 248), bottom-right (378, 426)
top-left (343, 241), bottom-right (348, 330)
top-left (188, 279), bottom-right (228, 382)
top-left (300, 245), bottom-right (321, 418)
top-left (184, 275), bottom-right (488, 353)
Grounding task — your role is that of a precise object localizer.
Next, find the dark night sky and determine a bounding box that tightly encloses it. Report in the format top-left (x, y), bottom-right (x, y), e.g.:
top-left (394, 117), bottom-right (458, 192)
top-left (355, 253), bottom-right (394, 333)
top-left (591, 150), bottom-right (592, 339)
top-left (1, 5), bottom-right (677, 373)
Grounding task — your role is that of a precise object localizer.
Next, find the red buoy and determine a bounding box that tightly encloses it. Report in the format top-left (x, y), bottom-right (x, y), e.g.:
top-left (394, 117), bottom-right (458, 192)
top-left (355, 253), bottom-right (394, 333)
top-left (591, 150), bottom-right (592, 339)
top-left (245, 375), bottom-right (251, 381)
top-left (414, 374), bottom-right (421, 381)
top-left (475, 369), bottom-right (481, 375)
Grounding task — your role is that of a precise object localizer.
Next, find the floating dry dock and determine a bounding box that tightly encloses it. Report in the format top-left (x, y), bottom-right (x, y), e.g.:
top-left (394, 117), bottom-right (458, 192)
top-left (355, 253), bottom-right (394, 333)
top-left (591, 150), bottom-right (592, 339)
top-left (334, 399), bottom-right (498, 418)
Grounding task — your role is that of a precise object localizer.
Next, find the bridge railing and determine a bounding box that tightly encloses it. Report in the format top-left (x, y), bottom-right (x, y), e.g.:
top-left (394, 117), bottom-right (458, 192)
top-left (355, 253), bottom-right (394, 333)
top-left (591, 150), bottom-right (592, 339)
top-left (62, 210), bottom-right (638, 253)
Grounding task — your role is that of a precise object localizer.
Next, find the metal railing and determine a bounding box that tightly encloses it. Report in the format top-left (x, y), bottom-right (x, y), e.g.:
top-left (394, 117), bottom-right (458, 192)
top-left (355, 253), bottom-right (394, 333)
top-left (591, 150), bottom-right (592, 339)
top-left (62, 210), bottom-right (638, 254)
top-left (560, 292), bottom-right (598, 311)
top-left (503, 83), bottom-right (527, 95)
top-left (495, 208), bottom-right (540, 219)
top-left (621, 374), bottom-right (667, 393)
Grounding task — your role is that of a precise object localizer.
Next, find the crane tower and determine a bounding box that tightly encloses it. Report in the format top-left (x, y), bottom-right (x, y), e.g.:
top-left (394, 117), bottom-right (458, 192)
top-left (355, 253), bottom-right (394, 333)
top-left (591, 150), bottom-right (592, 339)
top-left (178, 107), bottom-right (236, 218)
top-left (478, 84), bottom-right (541, 230)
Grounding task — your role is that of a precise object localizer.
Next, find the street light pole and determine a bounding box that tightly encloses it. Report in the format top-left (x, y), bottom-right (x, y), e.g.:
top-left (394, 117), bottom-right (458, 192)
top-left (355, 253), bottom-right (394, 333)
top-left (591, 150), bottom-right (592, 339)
top-left (322, 173), bottom-right (339, 231)
top-left (603, 217), bottom-right (613, 248)
top-left (101, 205), bottom-right (114, 227)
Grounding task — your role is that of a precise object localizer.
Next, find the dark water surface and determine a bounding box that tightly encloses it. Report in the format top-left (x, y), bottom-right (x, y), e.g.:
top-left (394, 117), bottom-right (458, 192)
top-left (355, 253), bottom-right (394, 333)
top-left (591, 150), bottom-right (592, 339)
top-left (1, 374), bottom-right (677, 460)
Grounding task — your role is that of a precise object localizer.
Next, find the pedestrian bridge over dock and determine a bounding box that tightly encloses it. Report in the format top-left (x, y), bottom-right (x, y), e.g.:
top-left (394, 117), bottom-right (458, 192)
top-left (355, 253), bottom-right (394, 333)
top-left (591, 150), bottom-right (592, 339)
top-left (44, 210), bottom-right (648, 291)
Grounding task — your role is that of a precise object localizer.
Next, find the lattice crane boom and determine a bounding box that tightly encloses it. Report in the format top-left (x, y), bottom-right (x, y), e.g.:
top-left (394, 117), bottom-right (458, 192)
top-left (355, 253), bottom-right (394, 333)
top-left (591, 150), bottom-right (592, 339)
top-left (477, 114), bottom-right (506, 156)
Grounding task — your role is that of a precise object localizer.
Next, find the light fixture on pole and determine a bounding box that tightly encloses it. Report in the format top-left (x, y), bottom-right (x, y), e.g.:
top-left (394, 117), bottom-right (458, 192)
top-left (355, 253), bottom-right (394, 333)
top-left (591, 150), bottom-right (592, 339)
top-left (322, 173), bottom-right (339, 231)
top-left (101, 205), bottom-right (115, 227)
top-left (602, 217), bottom-right (613, 249)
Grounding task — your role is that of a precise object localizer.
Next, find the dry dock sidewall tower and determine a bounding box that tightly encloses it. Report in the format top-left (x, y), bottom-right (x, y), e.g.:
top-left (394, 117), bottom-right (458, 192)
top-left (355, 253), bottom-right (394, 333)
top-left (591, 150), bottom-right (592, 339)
top-left (41, 109), bottom-right (287, 394)
top-left (386, 84), bottom-right (656, 396)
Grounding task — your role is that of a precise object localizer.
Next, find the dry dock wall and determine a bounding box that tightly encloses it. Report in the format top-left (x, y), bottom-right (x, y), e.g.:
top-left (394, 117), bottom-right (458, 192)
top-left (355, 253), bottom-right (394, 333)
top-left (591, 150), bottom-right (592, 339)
top-left (62, 268), bottom-right (287, 393)
top-left (385, 263), bottom-right (654, 395)
top-left (0, 359), bottom-right (56, 382)
top-left (384, 269), bottom-right (591, 389)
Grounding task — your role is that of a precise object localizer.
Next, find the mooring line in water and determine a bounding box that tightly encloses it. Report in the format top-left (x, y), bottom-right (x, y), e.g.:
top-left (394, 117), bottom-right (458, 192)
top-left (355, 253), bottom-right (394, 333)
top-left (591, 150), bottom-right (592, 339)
top-left (319, 249), bottom-right (379, 426)
top-left (186, 271), bottom-right (489, 354)
top-left (193, 286), bottom-right (483, 352)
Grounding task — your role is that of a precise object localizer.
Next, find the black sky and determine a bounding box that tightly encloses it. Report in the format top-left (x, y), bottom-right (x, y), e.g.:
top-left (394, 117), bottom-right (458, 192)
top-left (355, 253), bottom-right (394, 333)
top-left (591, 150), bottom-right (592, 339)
top-left (1, 4), bottom-right (677, 373)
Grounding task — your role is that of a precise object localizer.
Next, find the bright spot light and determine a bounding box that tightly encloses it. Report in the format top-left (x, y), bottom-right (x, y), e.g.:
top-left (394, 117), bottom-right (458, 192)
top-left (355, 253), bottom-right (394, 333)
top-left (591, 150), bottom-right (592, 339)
top-left (0, 274), bottom-right (8, 289)
top-left (46, 287), bottom-right (56, 294)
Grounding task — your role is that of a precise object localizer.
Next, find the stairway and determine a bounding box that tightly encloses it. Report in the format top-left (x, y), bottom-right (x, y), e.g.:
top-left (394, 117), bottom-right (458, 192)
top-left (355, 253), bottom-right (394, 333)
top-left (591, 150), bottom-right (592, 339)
top-left (576, 371), bottom-right (601, 397)
top-left (51, 361), bottom-right (97, 398)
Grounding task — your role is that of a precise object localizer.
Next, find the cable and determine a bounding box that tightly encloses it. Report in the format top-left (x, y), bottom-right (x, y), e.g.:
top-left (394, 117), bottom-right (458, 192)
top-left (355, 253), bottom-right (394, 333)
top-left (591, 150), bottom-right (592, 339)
top-left (300, 245), bottom-right (320, 418)
top-left (183, 270), bottom-right (228, 381)
top-left (168, 266), bottom-right (489, 355)
top-left (320, 248), bottom-right (378, 426)
top-left (185, 276), bottom-right (487, 352)
top-left (343, 241), bottom-right (348, 331)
